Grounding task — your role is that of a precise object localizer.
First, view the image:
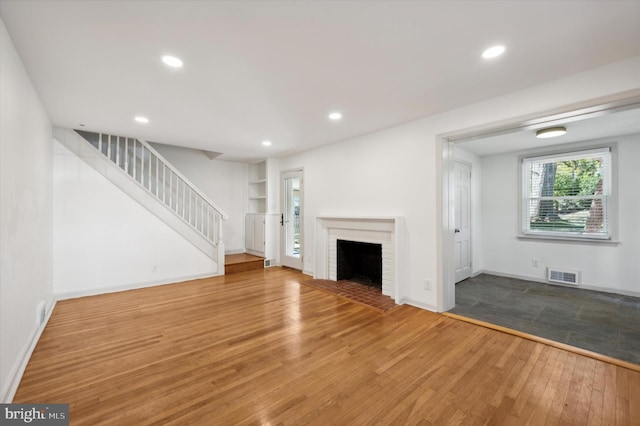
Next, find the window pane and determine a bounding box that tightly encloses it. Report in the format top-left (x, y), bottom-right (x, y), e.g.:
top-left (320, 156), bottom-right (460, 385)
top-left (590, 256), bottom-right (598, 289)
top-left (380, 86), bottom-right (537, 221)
top-left (522, 147), bottom-right (611, 239)
top-left (527, 198), bottom-right (605, 234)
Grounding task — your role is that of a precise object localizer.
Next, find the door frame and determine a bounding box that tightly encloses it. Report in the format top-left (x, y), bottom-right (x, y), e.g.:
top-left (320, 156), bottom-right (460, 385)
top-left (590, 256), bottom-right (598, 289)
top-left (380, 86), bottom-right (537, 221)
top-left (437, 89), bottom-right (640, 312)
top-left (280, 168), bottom-right (304, 270)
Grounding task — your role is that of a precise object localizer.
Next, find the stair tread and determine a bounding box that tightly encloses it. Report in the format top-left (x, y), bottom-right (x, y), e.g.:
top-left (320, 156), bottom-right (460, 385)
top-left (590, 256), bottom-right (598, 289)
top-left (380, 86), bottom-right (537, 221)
top-left (225, 253), bottom-right (264, 266)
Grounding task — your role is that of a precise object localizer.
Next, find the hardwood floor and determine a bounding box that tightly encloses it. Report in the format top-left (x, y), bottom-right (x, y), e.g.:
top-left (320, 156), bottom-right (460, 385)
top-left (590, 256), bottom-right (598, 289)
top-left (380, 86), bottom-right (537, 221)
top-left (15, 268), bottom-right (639, 425)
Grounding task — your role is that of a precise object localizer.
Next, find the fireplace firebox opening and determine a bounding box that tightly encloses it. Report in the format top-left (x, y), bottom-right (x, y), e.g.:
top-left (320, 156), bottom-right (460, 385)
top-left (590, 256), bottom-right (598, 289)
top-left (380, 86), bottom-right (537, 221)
top-left (337, 239), bottom-right (383, 288)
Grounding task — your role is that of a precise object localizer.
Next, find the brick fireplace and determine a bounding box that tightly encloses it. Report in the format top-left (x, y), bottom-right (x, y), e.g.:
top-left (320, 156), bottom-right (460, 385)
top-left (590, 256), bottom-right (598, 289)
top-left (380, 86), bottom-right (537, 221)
top-left (315, 216), bottom-right (405, 301)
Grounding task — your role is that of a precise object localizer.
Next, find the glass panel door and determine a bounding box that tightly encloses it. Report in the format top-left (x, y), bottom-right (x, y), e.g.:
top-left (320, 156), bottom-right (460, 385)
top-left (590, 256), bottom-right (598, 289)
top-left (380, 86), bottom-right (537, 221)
top-left (281, 171), bottom-right (303, 270)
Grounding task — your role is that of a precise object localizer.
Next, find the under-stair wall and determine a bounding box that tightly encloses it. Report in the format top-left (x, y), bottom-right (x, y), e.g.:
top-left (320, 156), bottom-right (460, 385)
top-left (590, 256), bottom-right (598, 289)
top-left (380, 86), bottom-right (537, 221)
top-left (53, 127), bottom-right (228, 298)
top-left (53, 139), bottom-right (220, 298)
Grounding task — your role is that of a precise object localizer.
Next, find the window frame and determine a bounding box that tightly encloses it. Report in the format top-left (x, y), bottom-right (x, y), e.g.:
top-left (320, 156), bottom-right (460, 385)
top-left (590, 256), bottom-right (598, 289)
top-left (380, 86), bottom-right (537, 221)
top-left (518, 142), bottom-right (617, 243)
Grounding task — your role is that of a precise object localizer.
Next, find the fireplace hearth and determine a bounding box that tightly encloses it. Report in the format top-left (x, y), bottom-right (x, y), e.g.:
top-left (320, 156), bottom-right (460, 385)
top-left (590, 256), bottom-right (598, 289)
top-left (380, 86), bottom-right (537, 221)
top-left (337, 239), bottom-right (382, 289)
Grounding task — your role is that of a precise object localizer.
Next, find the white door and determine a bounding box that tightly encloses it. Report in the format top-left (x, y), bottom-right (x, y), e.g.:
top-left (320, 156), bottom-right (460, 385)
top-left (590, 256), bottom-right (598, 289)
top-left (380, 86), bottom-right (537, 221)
top-left (454, 162), bottom-right (471, 283)
top-left (281, 171), bottom-right (303, 270)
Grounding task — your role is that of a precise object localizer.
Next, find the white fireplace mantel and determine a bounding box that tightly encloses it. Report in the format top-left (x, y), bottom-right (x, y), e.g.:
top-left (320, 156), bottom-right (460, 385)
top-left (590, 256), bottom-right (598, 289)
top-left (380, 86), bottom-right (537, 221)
top-left (315, 216), bottom-right (406, 302)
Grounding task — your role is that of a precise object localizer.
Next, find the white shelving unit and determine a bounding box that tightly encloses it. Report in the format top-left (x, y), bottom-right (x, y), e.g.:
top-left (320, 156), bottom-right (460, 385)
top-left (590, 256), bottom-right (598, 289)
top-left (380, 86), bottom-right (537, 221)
top-left (248, 161), bottom-right (267, 214)
top-left (246, 160), bottom-right (278, 264)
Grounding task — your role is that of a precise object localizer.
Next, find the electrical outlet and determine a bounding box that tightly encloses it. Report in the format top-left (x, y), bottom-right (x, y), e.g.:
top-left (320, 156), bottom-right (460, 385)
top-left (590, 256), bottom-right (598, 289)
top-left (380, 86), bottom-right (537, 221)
top-left (36, 301), bottom-right (46, 326)
top-left (424, 279), bottom-right (432, 291)
top-left (532, 258), bottom-right (539, 268)
top-left (151, 264), bottom-right (158, 272)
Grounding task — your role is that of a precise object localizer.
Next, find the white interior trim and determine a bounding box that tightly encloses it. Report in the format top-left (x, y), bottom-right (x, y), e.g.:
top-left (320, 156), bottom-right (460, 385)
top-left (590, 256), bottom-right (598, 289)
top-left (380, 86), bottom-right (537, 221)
top-left (479, 269), bottom-right (640, 298)
top-left (55, 272), bottom-right (218, 300)
top-left (398, 298), bottom-right (438, 313)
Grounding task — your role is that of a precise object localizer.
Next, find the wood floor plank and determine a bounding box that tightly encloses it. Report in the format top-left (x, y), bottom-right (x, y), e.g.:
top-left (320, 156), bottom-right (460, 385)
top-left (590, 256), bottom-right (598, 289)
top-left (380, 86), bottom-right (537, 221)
top-left (13, 267), bottom-right (640, 425)
top-left (547, 352), bottom-right (579, 426)
top-left (587, 361), bottom-right (606, 426)
top-left (530, 349), bottom-right (568, 425)
top-left (616, 396), bottom-right (630, 426)
top-left (629, 369), bottom-right (640, 425)
top-left (602, 363), bottom-right (618, 426)
top-left (575, 358), bottom-right (598, 425)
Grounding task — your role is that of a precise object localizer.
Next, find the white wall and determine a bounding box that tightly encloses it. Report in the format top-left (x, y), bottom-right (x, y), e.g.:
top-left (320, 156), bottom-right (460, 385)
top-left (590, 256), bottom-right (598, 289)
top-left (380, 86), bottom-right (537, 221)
top-left (279, 121), bottom-right (436, 295)
top-left (277, 55), bottom-right (640, 311)
top-left (53, 140), bottom-right (218, 298)
top-left (480, 135), bottom-right (640, 296)
top-left (454, 147), bottom-right (483, 274)
top-left (0, 19), bottom-right (53, 402)
top-left (150, 144), bottom-right (247, 253)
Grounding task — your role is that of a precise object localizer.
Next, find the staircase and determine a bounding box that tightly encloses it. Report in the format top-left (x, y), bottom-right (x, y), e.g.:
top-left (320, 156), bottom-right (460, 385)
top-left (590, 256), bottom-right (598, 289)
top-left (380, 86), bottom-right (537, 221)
top-left (53, 127), bottom-right (227, 272)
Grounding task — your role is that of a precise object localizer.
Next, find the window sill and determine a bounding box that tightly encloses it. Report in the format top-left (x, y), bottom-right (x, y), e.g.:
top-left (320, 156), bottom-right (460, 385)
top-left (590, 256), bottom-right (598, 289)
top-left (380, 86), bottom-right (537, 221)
top-left (517, 234), bottom-right (620, 246)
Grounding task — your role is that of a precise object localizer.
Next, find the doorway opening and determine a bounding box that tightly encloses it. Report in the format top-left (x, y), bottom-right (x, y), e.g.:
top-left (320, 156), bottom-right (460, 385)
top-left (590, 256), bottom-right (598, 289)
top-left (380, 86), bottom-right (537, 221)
top-left (439, 90), bottom-right (640, 312)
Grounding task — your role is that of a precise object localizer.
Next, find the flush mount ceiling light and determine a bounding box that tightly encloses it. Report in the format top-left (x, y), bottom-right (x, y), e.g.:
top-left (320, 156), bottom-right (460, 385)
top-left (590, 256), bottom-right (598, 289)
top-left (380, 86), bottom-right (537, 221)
top-left (134, 116), bottom-right (149, 124)
top-left (161, 55), bottom-right (183, 68)
top-left (482, 45), bottom-right (506, 59)
top-left (262, 140), bottom-right (272, 146)
top-left (328, 112), bottom-right (342, 121)
top-left (536, 126), bottom-right (567, 139)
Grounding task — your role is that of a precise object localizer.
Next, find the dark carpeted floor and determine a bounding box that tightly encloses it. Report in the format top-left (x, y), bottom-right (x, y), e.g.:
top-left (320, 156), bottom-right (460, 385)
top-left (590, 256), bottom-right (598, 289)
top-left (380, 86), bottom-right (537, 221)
top-left (449, 273), bottom-right (640, 365)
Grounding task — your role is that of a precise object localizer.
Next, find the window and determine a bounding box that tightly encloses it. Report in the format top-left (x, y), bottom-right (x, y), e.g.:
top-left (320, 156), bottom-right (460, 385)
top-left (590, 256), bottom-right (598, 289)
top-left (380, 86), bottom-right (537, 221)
top-left (521, 147), bottom-right (612, 240)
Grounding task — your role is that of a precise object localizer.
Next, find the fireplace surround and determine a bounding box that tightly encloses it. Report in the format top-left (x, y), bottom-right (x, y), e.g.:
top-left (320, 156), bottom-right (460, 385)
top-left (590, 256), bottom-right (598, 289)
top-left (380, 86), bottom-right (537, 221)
top-left (315, 216), bottom-right (405, 301)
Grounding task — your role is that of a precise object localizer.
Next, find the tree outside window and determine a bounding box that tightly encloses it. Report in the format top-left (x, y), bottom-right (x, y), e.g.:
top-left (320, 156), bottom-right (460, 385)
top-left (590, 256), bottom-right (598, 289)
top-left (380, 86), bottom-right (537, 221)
top-left (522, 147), bottom-right (611, 239)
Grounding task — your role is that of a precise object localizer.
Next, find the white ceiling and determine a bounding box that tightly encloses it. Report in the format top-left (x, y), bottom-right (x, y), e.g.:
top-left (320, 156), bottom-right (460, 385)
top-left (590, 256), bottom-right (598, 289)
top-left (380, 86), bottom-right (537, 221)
top-left (456, 106), bottom-right (640, 157)
top-left (1, 0), bottom-right (640, 162)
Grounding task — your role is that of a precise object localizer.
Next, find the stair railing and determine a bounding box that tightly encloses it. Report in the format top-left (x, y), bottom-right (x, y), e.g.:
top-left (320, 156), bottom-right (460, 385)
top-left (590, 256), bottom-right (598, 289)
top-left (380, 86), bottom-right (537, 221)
top-left (75, 130), bottom-right (228, 246)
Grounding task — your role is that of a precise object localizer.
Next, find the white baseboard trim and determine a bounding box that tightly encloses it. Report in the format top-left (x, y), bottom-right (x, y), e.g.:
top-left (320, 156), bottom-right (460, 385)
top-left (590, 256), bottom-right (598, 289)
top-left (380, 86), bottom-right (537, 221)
top-left (55, 272), bottom-right (221, 301)
top-left (479, 269), bottom-right (640, 298)
top-left (577, 284), bottom-right (640, 298)
top-left (224, 248), bottom-right (245, 255)
top-left (479, 269), bottom-right (548, 285)
top-left (1, 298), bottom-right (56, 403)
top-left (302, 269), bottom-right (314, 277)
top-left (398, 298), bottom-right (438, 313)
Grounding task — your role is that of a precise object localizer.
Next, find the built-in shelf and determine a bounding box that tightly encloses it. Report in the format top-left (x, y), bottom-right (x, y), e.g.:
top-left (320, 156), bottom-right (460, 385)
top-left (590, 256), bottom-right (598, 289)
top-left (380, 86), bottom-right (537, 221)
top-left (246, 159), bottom-right (277, 263)
top-left (248, 161), bottom-right (267, 214)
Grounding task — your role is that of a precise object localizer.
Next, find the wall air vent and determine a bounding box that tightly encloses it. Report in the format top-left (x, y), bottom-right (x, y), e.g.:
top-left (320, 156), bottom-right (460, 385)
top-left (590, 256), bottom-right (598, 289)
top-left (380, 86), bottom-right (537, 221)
top-left (547, 268), bottom-right (580, 286)
top-left (264, 259), bottom-right (275, 268)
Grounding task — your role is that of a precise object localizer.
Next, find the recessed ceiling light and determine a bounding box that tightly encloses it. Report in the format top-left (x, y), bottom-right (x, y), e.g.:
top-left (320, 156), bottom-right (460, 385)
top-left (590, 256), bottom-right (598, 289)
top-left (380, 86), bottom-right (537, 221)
top-left (328, 112), bottom-right (342, 121)
top-left (162, 55), bottom-right (183, 68)
top-left (482, 45), bottom-right (506, 59)
top-left (536, 126), bottom-right (567, 139)
top-left (134, 116), bottom-right (149, 124)
top-left (262, 140), bottom-right (272, 146)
